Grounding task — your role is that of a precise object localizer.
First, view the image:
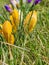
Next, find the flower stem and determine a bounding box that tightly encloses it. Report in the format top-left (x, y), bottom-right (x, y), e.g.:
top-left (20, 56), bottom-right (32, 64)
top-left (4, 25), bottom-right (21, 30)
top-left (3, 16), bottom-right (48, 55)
top-left (20, 35), bottom-right (28, 65)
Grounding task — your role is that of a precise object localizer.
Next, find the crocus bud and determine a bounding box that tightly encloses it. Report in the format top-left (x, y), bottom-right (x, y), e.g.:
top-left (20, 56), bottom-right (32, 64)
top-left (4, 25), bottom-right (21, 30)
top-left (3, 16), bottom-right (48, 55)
top-left (5, 5), bottom-right (12, 12)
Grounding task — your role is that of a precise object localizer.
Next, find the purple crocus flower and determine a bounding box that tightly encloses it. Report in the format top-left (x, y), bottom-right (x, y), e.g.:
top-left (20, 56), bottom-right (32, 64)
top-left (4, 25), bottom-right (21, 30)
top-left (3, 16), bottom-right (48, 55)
top-left (33, 0), bottom-right (41, 5)
top-left (5, 5), bottom-right (12, 12)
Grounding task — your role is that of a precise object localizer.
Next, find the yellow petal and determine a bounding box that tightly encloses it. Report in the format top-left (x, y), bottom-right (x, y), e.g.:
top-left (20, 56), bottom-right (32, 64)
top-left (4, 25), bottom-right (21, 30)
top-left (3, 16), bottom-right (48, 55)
top-left (24, 11), bottom-right (32, 27)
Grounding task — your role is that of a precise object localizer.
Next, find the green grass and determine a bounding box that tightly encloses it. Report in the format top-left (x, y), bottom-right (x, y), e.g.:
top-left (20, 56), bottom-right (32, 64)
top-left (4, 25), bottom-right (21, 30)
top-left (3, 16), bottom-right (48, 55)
top-left (0, 0), bottom-right (49, 65)
top-left (0, 0), bottom-right (9, 13)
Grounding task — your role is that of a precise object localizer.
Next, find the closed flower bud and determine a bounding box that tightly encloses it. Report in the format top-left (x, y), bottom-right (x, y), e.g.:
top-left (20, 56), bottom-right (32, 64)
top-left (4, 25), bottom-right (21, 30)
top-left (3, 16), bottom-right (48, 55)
top-left (11, 9), bottom-right (19, 30)
top-left (29, 10), bottom-right (37, 32)
top-left (12, 9), bottom-right (19, 21)
top-left (5, 5), bottom-right (12, 12)
top-left (2, 21), bottom-right (12, 35)
top-left (24, 10), bottom-right (37, 33)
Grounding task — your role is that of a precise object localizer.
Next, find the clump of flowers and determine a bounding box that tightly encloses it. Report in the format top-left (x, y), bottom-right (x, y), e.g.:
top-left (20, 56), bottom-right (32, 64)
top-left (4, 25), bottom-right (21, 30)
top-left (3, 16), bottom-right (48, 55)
top-left (0, 0), bottom-right (41, 44)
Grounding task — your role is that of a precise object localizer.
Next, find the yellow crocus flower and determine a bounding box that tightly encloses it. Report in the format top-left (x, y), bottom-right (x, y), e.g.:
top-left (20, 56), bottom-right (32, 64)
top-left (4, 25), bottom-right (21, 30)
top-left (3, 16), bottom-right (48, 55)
top-left (12, 8), bottom-right (19, 26)
top-left (2, 21), bottom-right (12, 42)
top-left (24, 10), bottom-right (37, 32)
top-left (10, 9), bottom-right (19, 32)
top-left (29, 10), bottom-right (37, 32)
top-left (2, 21), bottom-right (12, 35)
top-left (0, 21), bottom-right (14, 44)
